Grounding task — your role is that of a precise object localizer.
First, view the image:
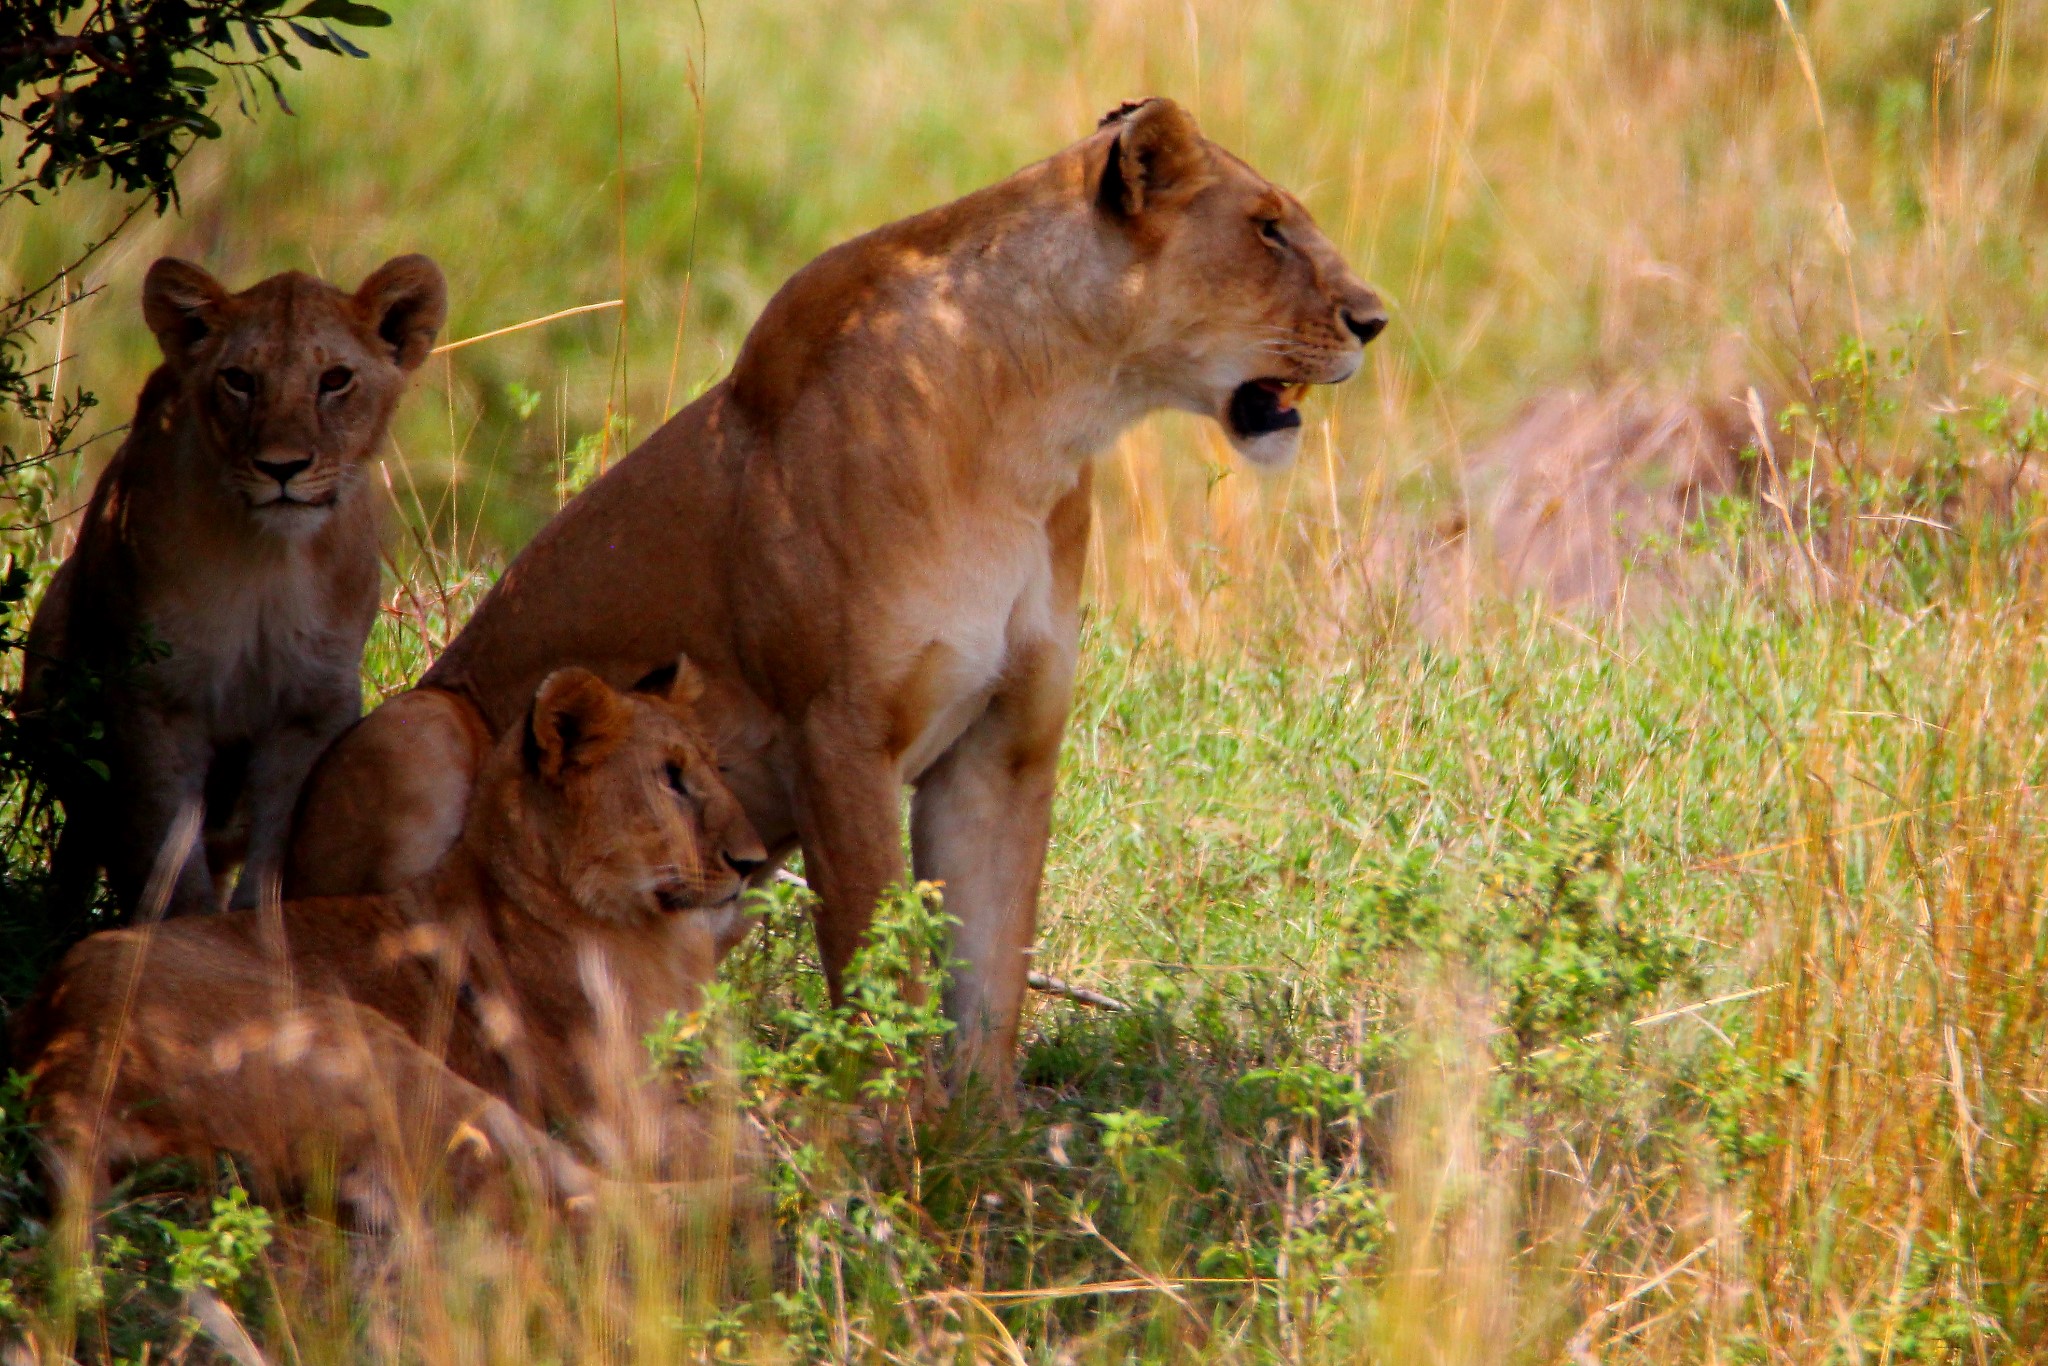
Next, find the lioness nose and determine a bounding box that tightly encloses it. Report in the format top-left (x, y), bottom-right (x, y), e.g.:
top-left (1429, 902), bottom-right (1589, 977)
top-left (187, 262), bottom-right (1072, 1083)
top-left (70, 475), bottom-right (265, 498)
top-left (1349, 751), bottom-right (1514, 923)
top-left (1342, 307), bottom-right (1388, 346)
top-left (253, 456), bottom-right (312, 487)
top-left (724, 851), bottom-right (767, 878)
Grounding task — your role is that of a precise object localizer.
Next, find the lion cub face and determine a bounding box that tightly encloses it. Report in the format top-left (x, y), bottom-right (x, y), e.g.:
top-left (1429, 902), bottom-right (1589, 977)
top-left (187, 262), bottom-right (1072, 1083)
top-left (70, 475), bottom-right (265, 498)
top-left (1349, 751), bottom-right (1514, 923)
top-left (141, 255), bottom-right (447, 530)
top-left (1098, 99), bottom-right (1387, 469)
top-left (506, 663), bottom-right (768, 931)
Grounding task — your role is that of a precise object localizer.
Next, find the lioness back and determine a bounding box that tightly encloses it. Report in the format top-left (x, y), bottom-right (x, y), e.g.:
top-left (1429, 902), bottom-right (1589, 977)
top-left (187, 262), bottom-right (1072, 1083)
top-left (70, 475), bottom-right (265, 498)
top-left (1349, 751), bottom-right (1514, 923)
top-left (25, 255), bottom-right (446, 919)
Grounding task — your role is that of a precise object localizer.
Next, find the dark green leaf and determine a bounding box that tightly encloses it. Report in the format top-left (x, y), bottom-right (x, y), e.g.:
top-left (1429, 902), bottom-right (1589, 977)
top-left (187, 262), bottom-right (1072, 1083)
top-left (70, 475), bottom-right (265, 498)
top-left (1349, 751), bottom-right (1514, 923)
top-left (298, 0), bottom-right (392, 26)
top-left (285, 21), bottom-right (339, 53)
top-left (170, 65), bottom-right (218, 87)
top-left (322, 24), bottom-right (370, 58)
top-left (259, 66), bottom-right (295, 115)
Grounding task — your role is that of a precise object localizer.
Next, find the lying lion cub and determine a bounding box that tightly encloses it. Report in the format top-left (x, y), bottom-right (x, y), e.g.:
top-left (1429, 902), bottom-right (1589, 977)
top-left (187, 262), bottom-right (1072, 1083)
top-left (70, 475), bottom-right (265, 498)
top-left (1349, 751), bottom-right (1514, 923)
top-left (12, 664), bottom-right (766, 1223)
top-left (25, 254), bottom-right (446, 918)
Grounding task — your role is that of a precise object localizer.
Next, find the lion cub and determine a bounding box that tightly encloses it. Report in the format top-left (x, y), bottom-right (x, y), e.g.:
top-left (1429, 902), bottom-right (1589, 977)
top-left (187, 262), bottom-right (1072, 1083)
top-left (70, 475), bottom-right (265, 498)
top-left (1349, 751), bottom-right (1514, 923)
top-left (24, 255), bottom-right (446, 917)
top-left (12, 664), bottom-right (767, 1223)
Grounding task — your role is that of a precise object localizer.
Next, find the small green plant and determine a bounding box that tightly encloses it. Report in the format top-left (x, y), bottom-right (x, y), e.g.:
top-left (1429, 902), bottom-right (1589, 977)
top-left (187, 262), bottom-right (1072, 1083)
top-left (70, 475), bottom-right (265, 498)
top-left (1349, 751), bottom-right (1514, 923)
top-left (160, 1185), bottom-right (271, 1298)
top-left (556, 414), bottom-right (631, 504)
top-left (1475, 811), bottom-right (1694, 1062)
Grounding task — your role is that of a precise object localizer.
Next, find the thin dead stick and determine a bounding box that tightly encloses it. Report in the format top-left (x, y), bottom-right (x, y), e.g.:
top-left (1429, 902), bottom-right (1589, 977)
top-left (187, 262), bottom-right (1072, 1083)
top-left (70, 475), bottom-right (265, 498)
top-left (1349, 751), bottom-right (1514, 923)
top-left (1567, 1237), bottom-right (1720, 1366)
top-left (429, 300), bottom-right (624, 357)
top-left (922, 1279), bottom-right (1173, 1305)
top-left (1629, 983), bottom-right (1785, 1031)
top-left (1026, 971), bottom-right (1129, 1012)
top-left (1518, 985), bottom-right (1787, 1064)
top-left (1072, 1208), bottom-right (1201, 1321)
top-left (770, 870), bottom-right (1130, 1010)
top-left (921, 1273), bottom-right (1350, 1307)
top-left (1769, 0), bottom-right (1864, 345)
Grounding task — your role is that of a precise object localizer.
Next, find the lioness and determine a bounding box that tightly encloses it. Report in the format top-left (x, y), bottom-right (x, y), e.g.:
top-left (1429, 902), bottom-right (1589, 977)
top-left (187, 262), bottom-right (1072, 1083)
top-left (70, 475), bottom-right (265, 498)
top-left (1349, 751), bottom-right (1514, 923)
top-left (287, 98), bottom-right (1385, 1087)
top-left (24, 255), bottom-right (447, 917)
top-left (12, 664), bottom-right (767, 1222)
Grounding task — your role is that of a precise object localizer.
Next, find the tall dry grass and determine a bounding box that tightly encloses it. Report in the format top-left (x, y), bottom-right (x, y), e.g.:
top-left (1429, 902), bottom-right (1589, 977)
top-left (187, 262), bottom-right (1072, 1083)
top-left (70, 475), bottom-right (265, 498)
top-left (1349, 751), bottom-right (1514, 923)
top-left (6, 1), bottom-right (2047, 624)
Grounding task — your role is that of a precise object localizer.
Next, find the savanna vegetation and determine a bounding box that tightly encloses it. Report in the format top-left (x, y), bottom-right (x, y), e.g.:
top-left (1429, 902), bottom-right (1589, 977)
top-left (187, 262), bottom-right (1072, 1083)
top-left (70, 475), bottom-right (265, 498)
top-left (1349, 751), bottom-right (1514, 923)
top-left (7, 0), bottom-right (2048, 1361)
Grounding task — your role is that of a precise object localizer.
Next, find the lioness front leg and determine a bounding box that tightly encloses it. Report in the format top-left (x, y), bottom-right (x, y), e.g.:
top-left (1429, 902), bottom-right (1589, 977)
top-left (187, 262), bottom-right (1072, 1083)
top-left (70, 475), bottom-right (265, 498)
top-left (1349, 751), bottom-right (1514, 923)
top-left (793, 711), bottom-right (908, 999)
top-left (911, 641), bottom-right (1075, 1092)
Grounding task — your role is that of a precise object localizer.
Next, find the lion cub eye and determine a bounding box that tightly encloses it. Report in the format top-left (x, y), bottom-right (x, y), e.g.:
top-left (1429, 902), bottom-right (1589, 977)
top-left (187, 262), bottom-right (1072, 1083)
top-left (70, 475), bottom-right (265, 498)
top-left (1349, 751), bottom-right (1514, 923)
top-left (318, 366), bottom-right (355, 395)
top-left (664, 761), bottom-right (690, 797)
top-left (217, 367), bottom-right (257, 399)
top-left (1257, 217), bottom-right (1289, 250)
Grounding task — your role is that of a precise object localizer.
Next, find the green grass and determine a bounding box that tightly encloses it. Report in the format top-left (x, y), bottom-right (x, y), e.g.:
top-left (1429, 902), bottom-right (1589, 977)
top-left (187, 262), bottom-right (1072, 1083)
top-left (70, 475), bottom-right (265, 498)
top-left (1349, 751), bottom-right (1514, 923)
top-left (12, 536), bottom-right (2048, 1361)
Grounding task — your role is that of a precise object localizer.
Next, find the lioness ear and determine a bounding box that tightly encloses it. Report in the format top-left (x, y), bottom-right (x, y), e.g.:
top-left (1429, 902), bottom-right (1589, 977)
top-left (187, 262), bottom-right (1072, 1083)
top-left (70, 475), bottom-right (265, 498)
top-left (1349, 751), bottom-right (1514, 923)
top-left (525, 667), bottom-right (630, 781)
top-left (631, 654), bottom-right (706, 708)
top-left (142, 258), bottom-right (230, 367)
top-left (354, 254), bottom-right (448, 372)
top-left (1096, 97), bottom-right (1212, 219)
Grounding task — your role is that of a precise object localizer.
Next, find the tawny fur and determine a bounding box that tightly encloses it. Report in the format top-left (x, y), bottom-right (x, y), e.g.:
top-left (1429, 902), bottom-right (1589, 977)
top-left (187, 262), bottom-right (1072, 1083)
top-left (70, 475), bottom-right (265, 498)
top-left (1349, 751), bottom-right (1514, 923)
top-left (23, 256), bottom-right (445, 917)
top-left (286, 99), bottom-right (1385, 1087)
top-left (13, 665), bottom-right (765, 1224)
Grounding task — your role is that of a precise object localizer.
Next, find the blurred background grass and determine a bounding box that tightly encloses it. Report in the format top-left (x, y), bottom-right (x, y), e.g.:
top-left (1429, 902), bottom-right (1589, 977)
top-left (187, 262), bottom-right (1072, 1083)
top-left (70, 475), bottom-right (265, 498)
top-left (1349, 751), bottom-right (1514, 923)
top-left (9, 0), bottom-right (2048, 616)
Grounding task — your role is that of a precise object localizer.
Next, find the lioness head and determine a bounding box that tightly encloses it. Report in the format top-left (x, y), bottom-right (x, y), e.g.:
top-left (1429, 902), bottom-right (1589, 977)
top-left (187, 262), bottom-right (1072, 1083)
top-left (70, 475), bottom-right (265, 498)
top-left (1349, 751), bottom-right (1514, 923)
top-left (141, 255), bottom-right (447, 528)
top-left (478, 663), bottom-right (767, 930)
top-left (1094, 98), bottom-right (1386, 468)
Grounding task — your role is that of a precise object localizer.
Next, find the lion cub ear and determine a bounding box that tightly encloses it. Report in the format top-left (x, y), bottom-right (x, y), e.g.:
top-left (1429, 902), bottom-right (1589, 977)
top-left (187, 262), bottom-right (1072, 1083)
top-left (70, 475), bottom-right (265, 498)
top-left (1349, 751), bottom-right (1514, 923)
top-left (142, 258), bottom-right (231, 367)
top-left (632, 654), bottom-right (707, 709)
top-left (354, 254), bottom-right (448, 372)
top-left (525, 668), bottom-right (630, 781)
top-left (1096, 97), bottom-right (1213, 219)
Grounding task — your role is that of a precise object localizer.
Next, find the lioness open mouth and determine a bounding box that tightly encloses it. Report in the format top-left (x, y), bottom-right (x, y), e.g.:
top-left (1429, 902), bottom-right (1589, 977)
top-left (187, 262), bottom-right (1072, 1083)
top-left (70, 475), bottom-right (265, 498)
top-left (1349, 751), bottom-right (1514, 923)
top-left (1228, 379), bottom-right (1308, 438)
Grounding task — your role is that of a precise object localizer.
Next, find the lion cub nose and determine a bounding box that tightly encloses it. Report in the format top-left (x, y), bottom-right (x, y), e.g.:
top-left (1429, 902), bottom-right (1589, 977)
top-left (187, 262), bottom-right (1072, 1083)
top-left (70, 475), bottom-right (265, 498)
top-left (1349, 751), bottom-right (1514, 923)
top-left (1342, 307), bottom-right (1388, 346)
top-left (253, 456), bottom-right (313, 487)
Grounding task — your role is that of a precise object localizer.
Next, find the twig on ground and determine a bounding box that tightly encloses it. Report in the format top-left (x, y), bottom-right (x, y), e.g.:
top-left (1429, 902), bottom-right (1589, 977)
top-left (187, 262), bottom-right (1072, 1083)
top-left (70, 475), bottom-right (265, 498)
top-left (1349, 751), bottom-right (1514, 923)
top-left (1025, 971), bottom-right (1129, 1012)
top-left (769, 870), bottom-right (1131, 1011)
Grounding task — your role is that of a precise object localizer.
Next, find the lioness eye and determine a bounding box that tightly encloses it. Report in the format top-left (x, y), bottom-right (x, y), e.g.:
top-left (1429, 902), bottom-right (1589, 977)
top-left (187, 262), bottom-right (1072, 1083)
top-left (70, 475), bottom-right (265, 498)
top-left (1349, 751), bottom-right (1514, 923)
top-left (1258, 218), bottom-right (1288, 249)
top-left (319, 366), bottom-right (354, 394)
top-left (665, 761), bottom-right (688, 795)
top-left (218, 367), bottom-right (256, 398)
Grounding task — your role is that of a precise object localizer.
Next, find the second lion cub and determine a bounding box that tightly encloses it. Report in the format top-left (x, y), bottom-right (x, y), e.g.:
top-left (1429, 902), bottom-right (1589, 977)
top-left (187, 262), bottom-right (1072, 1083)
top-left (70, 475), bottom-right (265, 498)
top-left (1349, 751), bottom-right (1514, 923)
top-left (24, 255), bottom-right (446, 916)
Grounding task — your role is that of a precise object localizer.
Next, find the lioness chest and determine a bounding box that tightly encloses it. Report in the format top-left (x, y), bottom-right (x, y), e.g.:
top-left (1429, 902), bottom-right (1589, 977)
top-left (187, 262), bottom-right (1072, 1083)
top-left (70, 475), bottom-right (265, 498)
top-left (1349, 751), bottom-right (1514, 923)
top-left (885, 514), bottom-right (1062, 782)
